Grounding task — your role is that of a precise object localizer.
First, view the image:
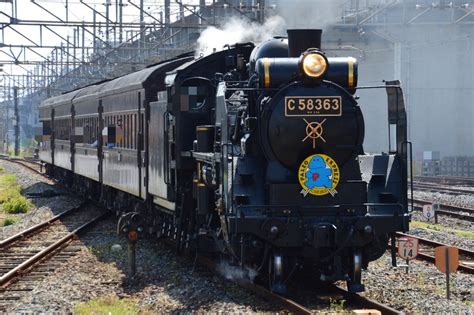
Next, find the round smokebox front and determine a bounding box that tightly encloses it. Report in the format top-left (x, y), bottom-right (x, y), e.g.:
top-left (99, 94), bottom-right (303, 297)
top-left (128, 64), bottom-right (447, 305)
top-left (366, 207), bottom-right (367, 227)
top-left (261, 82), bottom-right (364, 170)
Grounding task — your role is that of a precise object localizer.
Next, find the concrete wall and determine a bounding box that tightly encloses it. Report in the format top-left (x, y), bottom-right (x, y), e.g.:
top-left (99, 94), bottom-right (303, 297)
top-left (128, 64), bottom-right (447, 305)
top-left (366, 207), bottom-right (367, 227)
top-left (326, 24), bottom-right (474, 157)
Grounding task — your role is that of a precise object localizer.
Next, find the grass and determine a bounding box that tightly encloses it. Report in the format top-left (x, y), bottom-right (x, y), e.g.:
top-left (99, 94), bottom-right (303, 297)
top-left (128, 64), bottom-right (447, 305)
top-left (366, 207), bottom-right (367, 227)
top-left (3, 196), bottom-right (32, 214)
top-left (411, 220), bottom-right (474, 238)
top-left (74, 295), bottom-right (142, 315)
top-left (2, 216), bottom-right (18, 226)
top-left (328, 297), bottom-right (346, 311)
top-left (0, 173), bottom-right (32, 214)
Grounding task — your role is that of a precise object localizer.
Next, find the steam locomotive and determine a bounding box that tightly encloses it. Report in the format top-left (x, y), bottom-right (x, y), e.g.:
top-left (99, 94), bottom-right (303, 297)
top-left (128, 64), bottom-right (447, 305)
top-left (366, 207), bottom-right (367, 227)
top-left (39, 29), bottom-right (410, 293)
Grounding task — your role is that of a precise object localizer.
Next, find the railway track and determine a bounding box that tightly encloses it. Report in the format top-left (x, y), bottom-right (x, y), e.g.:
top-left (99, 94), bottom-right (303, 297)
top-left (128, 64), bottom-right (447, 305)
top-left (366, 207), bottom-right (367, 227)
top-left (190, 248), bottom-right (401, 314)
top-left (396, 232), bottom-right (474, 274)
top-left (412, 198), bottom-right (474, 222)
top-left (0, 156), bottom-right (45, 176)
top-left (0, 203), bottom-right (107, 311)
top-left (413, 181), bottom-right (474, 195)
top-left (239, 279), bottom-right (402, 315)
top-left (415, 176), bottom-right (474, 186)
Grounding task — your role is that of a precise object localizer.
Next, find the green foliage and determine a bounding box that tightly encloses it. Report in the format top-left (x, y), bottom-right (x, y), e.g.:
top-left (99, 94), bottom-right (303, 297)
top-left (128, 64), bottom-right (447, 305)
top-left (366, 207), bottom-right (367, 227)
top-left (74, 295), bottom-right (140, 315)
top-left (329, 297), bottom-right (346, 311)
top-left (0, 173), bottom-right (31, 214)
top-left (0, 166), bottom-right (4, 172)
top-left (3, 195), bottom-right (32, 214)
top-left (0, 174), bottom-right (21, 204)
top-left (2, 216), bottom-right (18, 226)
top-left (411, 220), bottom-right (474, 238)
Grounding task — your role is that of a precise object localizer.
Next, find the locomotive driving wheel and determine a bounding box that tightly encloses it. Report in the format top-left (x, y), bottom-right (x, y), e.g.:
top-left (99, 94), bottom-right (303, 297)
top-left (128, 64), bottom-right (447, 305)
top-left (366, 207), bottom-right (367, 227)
top-left (268, 253), bottom-right (287, 295)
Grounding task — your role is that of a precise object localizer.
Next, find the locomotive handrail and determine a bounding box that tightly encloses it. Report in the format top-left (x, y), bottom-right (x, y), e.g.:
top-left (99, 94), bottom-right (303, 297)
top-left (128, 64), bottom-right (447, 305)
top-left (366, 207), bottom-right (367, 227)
top-left (403, 140), bottom-right (414, 218)
top-left (355, 84), bottom-right (401, 89)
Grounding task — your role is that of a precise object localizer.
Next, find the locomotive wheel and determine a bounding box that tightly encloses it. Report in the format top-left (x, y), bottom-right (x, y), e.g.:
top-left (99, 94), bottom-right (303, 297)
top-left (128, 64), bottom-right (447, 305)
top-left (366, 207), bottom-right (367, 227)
top-left (347, 249), bottom-right (365, 292)
top-left (268, 253), bottom-right (287, 295)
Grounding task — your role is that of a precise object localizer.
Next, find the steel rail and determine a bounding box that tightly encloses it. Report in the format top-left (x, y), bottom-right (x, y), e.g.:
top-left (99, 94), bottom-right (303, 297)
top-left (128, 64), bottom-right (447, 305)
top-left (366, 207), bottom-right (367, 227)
top-left (413, 182), bottom-right (474, 195)
top-left (415, 175), bottom-right (474, 186)
top-left (412, 203), bottom-right (474, 222)
top-left (395, 233), bottom-right (474, 274)
top-left (412, 198), bottom-right (474, 216)
top-left (412, 253), bottom-right (474, 274)
top-left (0, 156), bottom-right (45, 176)
top-left (0, 212), bottom-right (107, 289)
top-left (0, 204), bottom-right (83, 249)
top-left (332, 285), bottom-right (402, 315)
top-left (396, 232), bottom-right (473, 258)
top-left (195, 254), bottom-right (312, 315)
top-left (193, 252), bottom-right (400, 314)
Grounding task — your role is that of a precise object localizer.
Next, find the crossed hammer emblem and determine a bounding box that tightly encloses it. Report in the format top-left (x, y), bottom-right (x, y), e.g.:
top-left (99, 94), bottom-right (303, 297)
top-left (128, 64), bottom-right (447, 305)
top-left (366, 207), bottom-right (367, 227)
top-left (302, 118), bottom-right (327, 149)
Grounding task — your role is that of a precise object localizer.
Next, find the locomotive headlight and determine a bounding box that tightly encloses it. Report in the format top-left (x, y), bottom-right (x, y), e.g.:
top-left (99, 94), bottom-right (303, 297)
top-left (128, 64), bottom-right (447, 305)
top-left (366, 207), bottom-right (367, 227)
top-left (300, 52), bottom-right (328, 79)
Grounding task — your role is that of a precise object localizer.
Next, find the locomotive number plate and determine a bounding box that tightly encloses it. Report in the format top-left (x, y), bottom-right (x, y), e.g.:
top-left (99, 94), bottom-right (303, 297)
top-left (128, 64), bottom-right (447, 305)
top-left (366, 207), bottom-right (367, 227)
top-left (285, 96), bottom-right (342, 117)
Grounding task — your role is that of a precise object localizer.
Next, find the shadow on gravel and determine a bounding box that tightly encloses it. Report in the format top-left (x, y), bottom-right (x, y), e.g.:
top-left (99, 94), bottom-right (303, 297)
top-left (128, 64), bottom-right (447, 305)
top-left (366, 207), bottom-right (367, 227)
top-left (77, 218), bottom-right (277, 313)
top-left (24, 182), bottom-right (77, 216)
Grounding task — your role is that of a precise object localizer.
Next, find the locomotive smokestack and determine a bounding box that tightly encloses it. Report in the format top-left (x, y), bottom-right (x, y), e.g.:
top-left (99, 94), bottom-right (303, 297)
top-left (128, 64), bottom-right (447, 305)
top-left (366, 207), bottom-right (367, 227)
top-left (287, 29), bottom-right (322, 57)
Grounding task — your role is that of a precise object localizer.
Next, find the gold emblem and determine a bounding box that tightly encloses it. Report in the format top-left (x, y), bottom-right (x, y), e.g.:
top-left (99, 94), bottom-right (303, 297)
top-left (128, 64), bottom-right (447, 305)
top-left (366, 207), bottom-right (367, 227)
top-left (298, 154), bottom-right (340, 197)
top-left (302, 118), bottom-right (326, 149)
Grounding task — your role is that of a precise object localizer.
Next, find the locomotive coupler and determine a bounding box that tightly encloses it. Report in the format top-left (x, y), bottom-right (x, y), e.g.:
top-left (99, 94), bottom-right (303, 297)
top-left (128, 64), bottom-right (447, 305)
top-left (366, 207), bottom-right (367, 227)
top-left (117, 212), bottom-right (145, 277)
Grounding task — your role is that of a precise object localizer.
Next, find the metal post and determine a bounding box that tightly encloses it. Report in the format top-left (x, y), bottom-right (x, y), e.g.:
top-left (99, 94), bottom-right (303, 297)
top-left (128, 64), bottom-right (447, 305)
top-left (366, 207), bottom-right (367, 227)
top-left (93, 10), bottom-right (97, 53)
top-left (445, 247), bottom-right (450, 299)
top-left (119, 0), bottom-right (123, 43)
top-left (139, 0), bottom-right (144, 49)
top-left (213, 0), bottom-right (216, 25)
top-left (55, 48), bottom-right (58, 79)
top-left (73, 29), bottom-right (77, 71)
top-left (82, 22), bottom-right (85, 64)
top-left (128, 239), bottom-right (136, 276)
top-left (65, 0), bottom-right (69, 22)
top-left (391, 233), bottom-right (397, 267)
top-left (13, 86), bottom-right (19, 156)
top-left (105, 0), bottom-right (110, 44)
top-left (200, 0), bottom-right (206, 24)
top-left (6, 81), bottom-right (10, 154)
top-left (66, 36), bottom-right (70, 73)
top-left (14, 0), bottom-right (17, 21)
top-left (165, 0), bottom-right (170, 24)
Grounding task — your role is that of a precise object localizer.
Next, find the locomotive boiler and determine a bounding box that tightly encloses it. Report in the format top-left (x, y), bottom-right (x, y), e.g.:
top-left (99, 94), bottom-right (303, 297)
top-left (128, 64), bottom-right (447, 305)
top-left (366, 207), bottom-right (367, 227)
top-left (38, 29), bottom-right (410, 294)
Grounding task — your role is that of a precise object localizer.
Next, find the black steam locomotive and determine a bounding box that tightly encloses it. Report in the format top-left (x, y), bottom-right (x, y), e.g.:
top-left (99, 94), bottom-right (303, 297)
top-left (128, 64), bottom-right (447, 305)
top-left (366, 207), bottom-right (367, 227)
top-left (39, 29), bottom-right (410, 293)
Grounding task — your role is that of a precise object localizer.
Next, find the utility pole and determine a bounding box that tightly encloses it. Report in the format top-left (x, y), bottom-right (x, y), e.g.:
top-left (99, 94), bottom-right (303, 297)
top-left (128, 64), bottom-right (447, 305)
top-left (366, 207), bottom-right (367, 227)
top-left (13, 86), bottom-right (19, 156)
top-left (139, 0), bottom-right (144, 50)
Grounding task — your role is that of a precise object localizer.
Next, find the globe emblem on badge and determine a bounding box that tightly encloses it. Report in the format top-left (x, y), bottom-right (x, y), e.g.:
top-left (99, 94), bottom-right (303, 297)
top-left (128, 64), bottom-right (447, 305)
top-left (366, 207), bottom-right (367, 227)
top-left (298, 154), bottom-right (340, 197)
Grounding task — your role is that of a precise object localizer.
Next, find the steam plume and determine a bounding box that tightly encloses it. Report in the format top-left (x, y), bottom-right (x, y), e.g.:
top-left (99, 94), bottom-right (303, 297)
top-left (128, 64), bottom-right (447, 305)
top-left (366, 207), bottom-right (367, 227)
top-left (195, 0), bottom-right (344, 56)
top-left (196, 15), bottom-right (285, 56)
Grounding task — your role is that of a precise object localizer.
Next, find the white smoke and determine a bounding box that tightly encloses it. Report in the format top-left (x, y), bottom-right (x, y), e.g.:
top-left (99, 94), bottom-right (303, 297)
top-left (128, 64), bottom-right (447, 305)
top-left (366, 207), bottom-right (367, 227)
top-left (216, 261), bottom-right (258, 282)
top-left (195, 15), bottom-right (286, 56)
top-left (195, 0), bottom-right (344, 56)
